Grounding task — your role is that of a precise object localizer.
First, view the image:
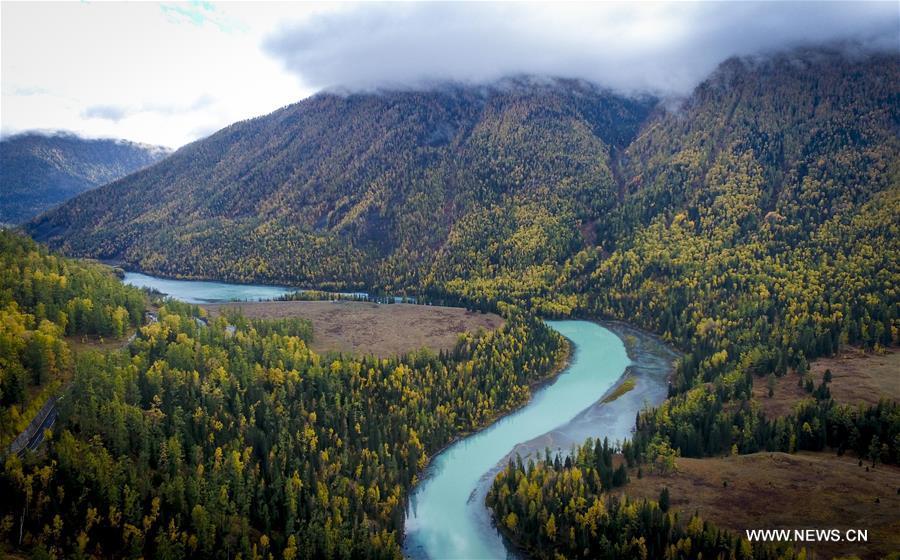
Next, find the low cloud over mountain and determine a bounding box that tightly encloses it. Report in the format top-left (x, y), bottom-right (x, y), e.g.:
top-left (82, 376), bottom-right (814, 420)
top-left (264, 2), bottom-right (899, 95)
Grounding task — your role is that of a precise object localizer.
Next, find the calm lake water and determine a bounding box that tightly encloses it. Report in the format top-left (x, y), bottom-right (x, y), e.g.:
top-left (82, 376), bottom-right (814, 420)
top-left (404, 320), bottom-right (634, 560)
top-left (122, 272), bottom-right (295, 304)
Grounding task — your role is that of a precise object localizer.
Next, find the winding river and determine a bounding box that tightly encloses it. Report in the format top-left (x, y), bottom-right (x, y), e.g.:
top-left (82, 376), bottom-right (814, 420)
top-left (118, 272), bottom-right (676, 560)
top-left (404, 320), bottom-right (676, 560)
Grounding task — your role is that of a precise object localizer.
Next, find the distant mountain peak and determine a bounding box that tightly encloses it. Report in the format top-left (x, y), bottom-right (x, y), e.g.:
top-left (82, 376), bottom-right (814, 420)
top-left (1, 132), bottom-right (171, 225)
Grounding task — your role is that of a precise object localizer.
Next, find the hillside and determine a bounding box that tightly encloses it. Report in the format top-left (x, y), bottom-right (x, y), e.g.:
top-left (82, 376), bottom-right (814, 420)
top-left (571, 50), bottom-right (899, 382)
top-left (0, 132), bottom-right (170, 224)
top-left (484, 51), bottom-right (900, 560)
top-left (24, 48), bottom-right (900, 388)
top-left (28, 53), bottom-right (899, 302)
top-left (27, 80), bottom-right (654, 290)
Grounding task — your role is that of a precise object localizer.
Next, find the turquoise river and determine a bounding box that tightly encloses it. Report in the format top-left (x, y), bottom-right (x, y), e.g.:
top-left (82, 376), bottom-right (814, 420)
top-left (118, 272), bottom-right (675, 560)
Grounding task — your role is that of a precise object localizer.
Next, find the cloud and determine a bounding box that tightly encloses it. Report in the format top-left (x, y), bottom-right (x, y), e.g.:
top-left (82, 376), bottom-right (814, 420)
top-left (82, 96), bottom-right (215, 123)
top-left (2, 2), bottom-right (320, 148)
top-left (82, 104), bottom-right (131, 122)
top-left (263, 2), bottom-right (900, 95)
top-left (146, 94), bottom-right (216, 116)
top-left (4, 2), bottom-right (896, 148)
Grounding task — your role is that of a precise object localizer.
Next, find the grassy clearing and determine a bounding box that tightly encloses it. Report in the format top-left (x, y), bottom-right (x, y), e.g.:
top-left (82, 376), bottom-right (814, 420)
top-left (752, 346), bottom-right (900, 418)
top-left (617, 452), bottom-right (900, 559)
top-left (65, 331), bottom-right (135, 355)
top-left (203, 301), bottom-right (504, 356)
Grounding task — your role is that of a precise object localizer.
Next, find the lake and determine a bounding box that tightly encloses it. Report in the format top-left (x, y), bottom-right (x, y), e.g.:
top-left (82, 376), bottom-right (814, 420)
top-left (122, 272), bottom-right (297, 304)
top-left (122, 271), bottom-right (384, 304)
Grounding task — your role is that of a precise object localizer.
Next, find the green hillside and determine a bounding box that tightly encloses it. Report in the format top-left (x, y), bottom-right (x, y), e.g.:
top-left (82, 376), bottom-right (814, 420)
top-left (28, 79), bottom-right (653, 291)
top-left (484, 52), bottom-right (900, 559)
top-left (8, 48), bottom-right (900, 560)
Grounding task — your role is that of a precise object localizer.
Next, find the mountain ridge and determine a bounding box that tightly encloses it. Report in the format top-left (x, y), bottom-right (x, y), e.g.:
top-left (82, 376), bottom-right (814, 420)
top-left (1, 132), bottom-right (171, 224)
top-left (26, 50), bottom-right (900, 297)
top-left (28, 78), bottom-right (656, 289)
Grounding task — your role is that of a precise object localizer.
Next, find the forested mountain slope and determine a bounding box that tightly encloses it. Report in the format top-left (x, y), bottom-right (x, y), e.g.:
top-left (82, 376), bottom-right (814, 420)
top-left (24, 50), bottom-right (900, 375)
top-left (11, 48), bottom-right (900, 560)
top-left (569, 50), bottom-right (899, 377)
top-left (27, 79), bottom-right (654, 290)
top-left (483, 51), bottom-right (900, 559)
top-left (1, 133), bottom-right (170, 224)
top-left (28, 53), bottom-right (898, 306)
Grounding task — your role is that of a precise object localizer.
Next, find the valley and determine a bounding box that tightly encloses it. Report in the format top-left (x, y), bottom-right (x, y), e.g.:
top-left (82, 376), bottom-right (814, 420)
top-left (1, 38), bottom-right (897, 560)
top-left (123, 269), bottom-right (507, 356)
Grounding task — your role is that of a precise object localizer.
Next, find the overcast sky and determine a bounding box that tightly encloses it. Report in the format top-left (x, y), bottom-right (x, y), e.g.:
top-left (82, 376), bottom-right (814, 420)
top-left (2, 2), bottom-right (897, 149)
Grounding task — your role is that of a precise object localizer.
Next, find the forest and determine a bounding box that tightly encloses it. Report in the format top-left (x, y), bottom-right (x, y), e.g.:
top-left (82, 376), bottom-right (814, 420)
top-left (481, 53), bottom-right (900, 558)
top-left (486, 444), bottom-right (799, 560)
top-left (0, 235), bottom-right (567, 558)
top-left (27, 78), bottom-right (653, 292)
top-left (0, 231), bottom-right (145, 447)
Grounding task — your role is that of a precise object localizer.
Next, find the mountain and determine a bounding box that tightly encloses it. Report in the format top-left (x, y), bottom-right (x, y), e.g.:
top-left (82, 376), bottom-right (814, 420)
top-left (566, 48), bottom-right (899, 375)
top-left (27, 79), bottom-right (655, 290)
top-left (27, 51), bottom-right (899, 300)
top-left (0, 132), bottom-right (170, 224)
top-left (487, 50), bottom-right (900, 560)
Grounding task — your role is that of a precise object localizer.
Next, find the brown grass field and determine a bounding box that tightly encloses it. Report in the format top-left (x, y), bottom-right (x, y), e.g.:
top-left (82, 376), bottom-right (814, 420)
top-left (752, 347), bottom-right (900, 418)
top-left (811, 347), bottom-right (900, 407)
top-left (203, 300), bottom-right (504, 356)
top-left (640, 347), bottom-right (900, 558)
top-left (618, 452), bottom-right (900, 559)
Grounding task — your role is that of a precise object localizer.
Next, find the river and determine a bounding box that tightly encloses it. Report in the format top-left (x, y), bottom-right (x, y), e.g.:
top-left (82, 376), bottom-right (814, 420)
top-left (403, 320), bottom-right (676, 560)
top-left (117, 272), bottom-right (676, 559)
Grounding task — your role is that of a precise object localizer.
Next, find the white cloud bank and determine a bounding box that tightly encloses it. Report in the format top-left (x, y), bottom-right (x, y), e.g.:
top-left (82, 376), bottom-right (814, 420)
top-left (264, 2), bottom-right (899, 95)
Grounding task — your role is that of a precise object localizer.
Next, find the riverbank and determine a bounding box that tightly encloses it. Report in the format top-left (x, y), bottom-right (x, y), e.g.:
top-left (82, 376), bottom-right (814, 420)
top-left (485, 320), bottom-right (679, 559)
top-left (403, 335), bottom-right (572, 499)
top-left (99, 260), bottom-right (308, 289)
top-left (404, 320), bottom-right (674, 560)
top-left (503, 320), bottom-right (679, 460)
